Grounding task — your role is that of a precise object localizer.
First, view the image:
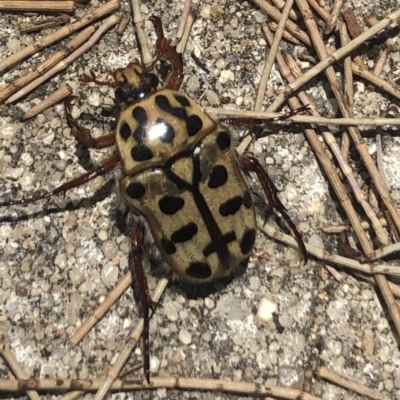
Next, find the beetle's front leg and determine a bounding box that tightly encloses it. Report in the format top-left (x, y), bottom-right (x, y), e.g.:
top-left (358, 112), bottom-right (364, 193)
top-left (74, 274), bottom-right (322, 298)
top-left (64, 96), bottom-right (116, 149)
top-left (241, 154), bottom-right (308, 263)
top-left (130, 225), bottom-right (158, 384)
top-left (149, 16), bottom-right (184, 91)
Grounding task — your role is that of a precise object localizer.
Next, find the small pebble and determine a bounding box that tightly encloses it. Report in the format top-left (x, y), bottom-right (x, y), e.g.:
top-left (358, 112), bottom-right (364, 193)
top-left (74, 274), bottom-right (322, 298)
top-left (179, 329), bottom-right (192, 345)
top-left (256, 298), bottom-right (277, 323)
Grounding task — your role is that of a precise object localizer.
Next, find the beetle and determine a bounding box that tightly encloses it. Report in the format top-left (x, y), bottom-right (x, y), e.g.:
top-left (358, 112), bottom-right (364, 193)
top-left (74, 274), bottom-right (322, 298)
top-left (0, 16), bottom-right (307, 383)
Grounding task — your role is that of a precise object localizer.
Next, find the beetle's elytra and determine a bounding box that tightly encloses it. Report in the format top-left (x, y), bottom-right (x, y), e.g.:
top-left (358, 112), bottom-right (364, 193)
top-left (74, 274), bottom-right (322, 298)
top-left (0, 15), bottom-right (307, 383)
top-left (117, 88), bottom-right (257, 283)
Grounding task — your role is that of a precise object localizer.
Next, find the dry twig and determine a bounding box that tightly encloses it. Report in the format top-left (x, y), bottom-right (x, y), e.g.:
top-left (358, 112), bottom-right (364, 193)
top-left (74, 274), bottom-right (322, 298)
top-left (0, 0), bottom-right (119, 72)
top-left (0, 1), bottom-right (75, 13)
top-left (6, 15), bottom-right (119, 103)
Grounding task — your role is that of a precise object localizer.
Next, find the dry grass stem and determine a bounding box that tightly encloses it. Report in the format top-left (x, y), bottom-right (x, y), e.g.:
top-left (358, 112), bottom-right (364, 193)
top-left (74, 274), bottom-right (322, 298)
top-left (267, 21), bottom-right (302, 45)
top-left (93, 278), bottom-right (169, 400)
top-left (268, 7), bottom-right (400, 110)
top-left (176, 0), bottom-right (193, 43)
top-left (0, 0), bottom-right (119, 73)
top-left (323, 217), bottom-right (389, 233)
top-left (296, 0), bottom-right (400, 340)
top-left (351, 61), bottom-right (400, 100)
top-left (0, 1), bottom-right (75, 13)
top-left (262, 25), bottom-right (380, 274)
top-left (257, 219), bottom-right (400, 276)
top-left (318, 367), bottom-right (393, 400)
top-left (69, 272), bottom-right (132, 346)
top-left (270, 0), bottom-right (299, 20)
top-left (21, 84), bottom-right (72, 120)
top-left (18, 14), bottom-right (70, 34)
top-left (307, 0), bottom-right (329, 21)
top-left (0, 375), bottom-right (326, 399)
top-left (207, 108), bottom-right (400, 127)
top-left (325, 0), bottom-right (343, 34)
top-left (0, 341), bottom-right (40, 400)
top-left (6, 14), bottom-right (119, 104)
top-left (251, 0), bottom-right (312, 46)
top-left (130, 0), bottom-right (152, 65)
top-left (339, 23), bottom-right (352, 158)
top-left (116, 15), bottom-right (130, 35)
top-left (0, 24), bottom-right (96, 103)
top-left (364, 13), bottom-right (399, 51)
top-left (176, 4), bottom-right (197, 54)
top-left (255, 0), bottom-right (294, 111)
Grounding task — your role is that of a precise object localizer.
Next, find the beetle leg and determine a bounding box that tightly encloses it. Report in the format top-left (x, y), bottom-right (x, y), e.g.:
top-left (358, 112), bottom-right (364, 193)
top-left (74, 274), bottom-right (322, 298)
top-left (130, 225), bottom-right (158, 384)
top-left (240, 154), bottom-right (308, 263)
top-left (0, 152), bottom-right (120, 207)
top-left (64, 96), bottom-right (116, 149)
top-left (80, 69), bottom-right (119, 87)
top-left (149, 16), bottom-right (184, 91)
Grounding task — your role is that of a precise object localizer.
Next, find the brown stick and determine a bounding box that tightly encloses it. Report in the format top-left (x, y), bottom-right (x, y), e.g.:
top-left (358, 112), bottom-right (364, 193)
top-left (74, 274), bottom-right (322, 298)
top-left (21, 84), bottom-right (72, 120)
top-left (0, 1), bottom-right (75, 13)
top-left (0, 0), bottom-right (119, 73)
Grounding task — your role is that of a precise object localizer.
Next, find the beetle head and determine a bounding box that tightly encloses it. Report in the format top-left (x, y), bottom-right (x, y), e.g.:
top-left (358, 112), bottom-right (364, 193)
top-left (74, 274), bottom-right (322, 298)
top-left (114, 64), bottom-right (159, 104)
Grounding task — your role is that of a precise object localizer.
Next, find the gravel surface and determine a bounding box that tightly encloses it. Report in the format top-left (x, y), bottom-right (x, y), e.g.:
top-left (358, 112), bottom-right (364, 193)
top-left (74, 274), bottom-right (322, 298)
top-left (1, 0), bottom-right (400, 399)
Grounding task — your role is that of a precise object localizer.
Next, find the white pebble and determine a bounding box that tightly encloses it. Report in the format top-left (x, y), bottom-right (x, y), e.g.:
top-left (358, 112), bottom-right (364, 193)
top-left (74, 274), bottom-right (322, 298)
top-left (256, 298), bottom-right (277, 323)
top-left (179, 329), bottom-right (192, 345)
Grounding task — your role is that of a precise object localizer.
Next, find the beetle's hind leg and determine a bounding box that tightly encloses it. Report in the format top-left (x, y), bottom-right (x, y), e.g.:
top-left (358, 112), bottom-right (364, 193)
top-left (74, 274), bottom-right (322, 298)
top-left (130, 225), bottom-right (159, 384)
top-left (64, 96), bottom-right (116, 149)
top-left (241, 154), bottom-right (308, 263)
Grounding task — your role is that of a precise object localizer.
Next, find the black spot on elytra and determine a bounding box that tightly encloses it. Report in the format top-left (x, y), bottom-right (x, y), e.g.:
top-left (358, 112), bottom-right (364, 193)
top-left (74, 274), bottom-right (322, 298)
top-left (154, 118), bottom-right (175, 143)
top-left (126, 182), bottom-right (145, 199)
top-left (161, 237), bottom-right (176, 255)
top-left (186, 115), bottom-right (203, 136)
top-left (119, 122), bottom-right (131, 140)
top-left (243, 191), bottom-right (252, 208)
top-left (219, 196), bottom-right (242, 216)
top-left (155, 94), bottom-right (203, 137)
top-left (158, 196), bottom-right (184, 215)
top-left (208, 165), bottom-right (228, 189)
top-left (217, 131), bottom-right (231, 150)
top-left (240, 228), bottom-right (256, 255)
top-left (131, 106), bottom-right (153, 161)
top-left (203, 231), bottom-right (236, 257)
top-left (185, 262), bottom-right (212, 279)
top-left (174, 94), bottom-right (191, 107)
top-left (131, 144), bottom-right (153, 161)
top-left (171, 222), bottom-right (198, 243)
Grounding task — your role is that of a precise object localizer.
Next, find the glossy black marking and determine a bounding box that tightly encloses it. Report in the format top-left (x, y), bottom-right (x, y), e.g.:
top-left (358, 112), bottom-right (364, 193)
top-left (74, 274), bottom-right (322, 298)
top-left (174, 94), bottom-right (190, 107)
top-left (158, 195), bottom-right (184, 215)
top-left (155, 118), bottom-right (175, 143)
top-left (203, 232), bottom-right (236, 257)
top-left (131, 106), bottom-right (153, 161)
top-left (171, 222), bottom-right (198, 243)
top-left (155, 94), bottom-right (203, 137)
top-left (161, 237), bottom-right (176, 255)
top-left (219, 196), bottom-right (243, 216)
top-left (185, 262), bottom-right (212, 279)
top-left (186, 115), bottom-right (203, 136)
top-left (131, 144), bottom-right (153, 161)
top-left (243, 191), bottom-right (252, 208)
top-left (208, 165), bottom-right (228, 189)
top-left (217, 131), bottom-right (231, 150)
top-left (240, 228), bottom-right (256, 255)
top-left (126, 182), bottom-right (145, 199)
top-left (119, 121), bottom-right (131, 140)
